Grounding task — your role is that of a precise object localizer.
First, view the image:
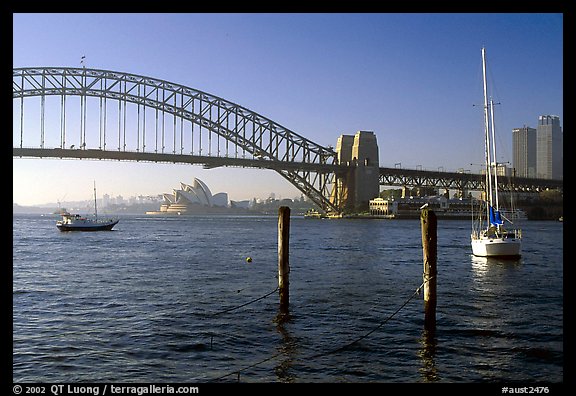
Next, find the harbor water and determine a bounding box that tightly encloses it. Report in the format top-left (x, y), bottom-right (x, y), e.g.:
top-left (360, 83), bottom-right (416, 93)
top-left (12, 213), bottom-right (563, 383)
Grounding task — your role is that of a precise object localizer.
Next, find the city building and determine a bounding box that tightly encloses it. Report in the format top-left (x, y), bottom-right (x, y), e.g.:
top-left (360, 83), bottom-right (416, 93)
top-left (512, 115), bottom-right (562, 180)
top-left (368, 197), bottom-right (398, 216)
top-left (513, 126), bottom-right (537, 178)
top-left (536, 115), bottom-right (562, 180)
top-left (368, 196), bottom-right (527, 220)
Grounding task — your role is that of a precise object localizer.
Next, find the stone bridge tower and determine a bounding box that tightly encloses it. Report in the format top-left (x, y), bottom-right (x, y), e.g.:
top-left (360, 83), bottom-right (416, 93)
top-left (331, 131), bottom-right (379, 213)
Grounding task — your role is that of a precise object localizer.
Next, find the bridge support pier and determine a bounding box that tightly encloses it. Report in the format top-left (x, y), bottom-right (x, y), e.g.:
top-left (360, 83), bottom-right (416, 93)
top-left (331, 131), bottom-right (380, 213)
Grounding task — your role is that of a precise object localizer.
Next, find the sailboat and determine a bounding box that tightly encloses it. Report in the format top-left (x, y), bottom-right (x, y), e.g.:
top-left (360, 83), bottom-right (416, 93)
top-left (56, 181), bottom-right (119, 231)
top-left (470, 47), bottom-right (522, 258)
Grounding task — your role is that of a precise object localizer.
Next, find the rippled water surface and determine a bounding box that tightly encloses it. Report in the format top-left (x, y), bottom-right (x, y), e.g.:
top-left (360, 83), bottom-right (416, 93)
top-left (13, 213), bottom-right (563, 383)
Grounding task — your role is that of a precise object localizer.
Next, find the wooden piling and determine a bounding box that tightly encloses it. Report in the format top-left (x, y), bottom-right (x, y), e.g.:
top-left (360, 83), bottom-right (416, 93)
top-left (278, 206), bottom-right (290, 313)
top-left (420, 208), bottom-right (437, 332)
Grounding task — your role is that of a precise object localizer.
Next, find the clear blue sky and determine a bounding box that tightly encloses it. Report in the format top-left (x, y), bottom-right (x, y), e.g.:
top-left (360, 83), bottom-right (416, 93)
top-left (12, 13), bottom-right (563, 206)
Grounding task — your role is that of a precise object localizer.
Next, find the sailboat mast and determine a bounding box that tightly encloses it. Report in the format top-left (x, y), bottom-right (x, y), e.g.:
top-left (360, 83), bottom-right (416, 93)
top-left (489, 98), bottom-right (500, 211)
top-left (481, 47), bottom-right (493, 219)
top-left (93, 180), bottom-right (98, 220)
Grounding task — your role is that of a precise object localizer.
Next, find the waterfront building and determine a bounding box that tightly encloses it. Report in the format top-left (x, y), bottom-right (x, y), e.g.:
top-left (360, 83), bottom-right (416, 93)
top-left (369, 197), bottom-right (398, 216)
top-left (369, 196), bottom-right (475, 219)
top-left (372, 196), bottom-right (529, 220)
top-left (157, 178), bottom-right (228, 214)
top-left (230, 200), bottom-right (251, 209)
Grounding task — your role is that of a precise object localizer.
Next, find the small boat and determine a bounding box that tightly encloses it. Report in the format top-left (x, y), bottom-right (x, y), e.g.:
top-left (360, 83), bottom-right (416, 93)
top-left (470, 47), bottom-right (521, 258)
top-left (304, 209), bottom-right (327, 219)
top-left (56, 182), bottom-right (119, 231)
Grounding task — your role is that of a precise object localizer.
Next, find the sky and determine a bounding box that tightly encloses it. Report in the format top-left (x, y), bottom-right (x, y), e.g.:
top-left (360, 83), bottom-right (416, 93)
top-left (12, 12), bottom-right (563, 206)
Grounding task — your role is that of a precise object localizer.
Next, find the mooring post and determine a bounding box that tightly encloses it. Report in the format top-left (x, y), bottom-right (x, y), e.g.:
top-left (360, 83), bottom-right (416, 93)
top-left (420, 208), bottom-right (437, 332)
top-left (278, 206), bottom-right (290, 313)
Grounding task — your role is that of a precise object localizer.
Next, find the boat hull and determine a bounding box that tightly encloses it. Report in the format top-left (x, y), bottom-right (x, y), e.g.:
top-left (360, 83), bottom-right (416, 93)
top-left (471, 237), bottom-right (521, 258)
top-left (57, 220), bottom-right (118, 232)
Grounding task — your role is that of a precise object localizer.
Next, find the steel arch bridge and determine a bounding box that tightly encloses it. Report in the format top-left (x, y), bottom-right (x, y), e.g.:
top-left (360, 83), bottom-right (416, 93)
top-left (13, 67), bottom-right (347, 212)
top-left (13, 67), bottom-right (562, 212)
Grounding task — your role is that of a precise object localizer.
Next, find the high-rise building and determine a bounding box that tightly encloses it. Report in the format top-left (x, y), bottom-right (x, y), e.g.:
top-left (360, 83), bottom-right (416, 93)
top-left (512, 126), bottom-right (537, 178)
top-left (536, 115), bottom-right (563, 180)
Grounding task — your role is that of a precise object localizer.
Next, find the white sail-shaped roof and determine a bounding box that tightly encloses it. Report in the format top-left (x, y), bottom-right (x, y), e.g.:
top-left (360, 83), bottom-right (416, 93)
top-left (193, 178), bottom-right (213, 200)
top-left (212, 192), bottom-right (228, 207)
top-left (162, 193), bottom-right (176, 204)
top-left (161, 177), bottom-right (225, 209)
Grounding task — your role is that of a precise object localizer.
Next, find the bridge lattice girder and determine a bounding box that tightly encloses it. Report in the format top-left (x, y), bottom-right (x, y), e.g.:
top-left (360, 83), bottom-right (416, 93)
top-left (13, 67), bottom-right (341, 212)
top-left (379, 168), bottom-right (563, 193)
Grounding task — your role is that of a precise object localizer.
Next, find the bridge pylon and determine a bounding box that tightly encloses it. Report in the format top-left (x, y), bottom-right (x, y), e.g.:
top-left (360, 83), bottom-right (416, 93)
top-left (331, 131), bottom-right (380, 213)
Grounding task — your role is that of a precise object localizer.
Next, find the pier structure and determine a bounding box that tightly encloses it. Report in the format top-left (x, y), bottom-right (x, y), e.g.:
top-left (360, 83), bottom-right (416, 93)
top-left (331, 131), bottom-right (380, 213)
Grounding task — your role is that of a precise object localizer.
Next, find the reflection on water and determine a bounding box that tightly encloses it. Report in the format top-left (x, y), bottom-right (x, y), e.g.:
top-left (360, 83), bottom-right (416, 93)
top-left (274, 311), bottom-right (297, 383)
top-left (470, 255), bottom-right (522, 277)
top-left (418, 329), bottom-right (438, 382)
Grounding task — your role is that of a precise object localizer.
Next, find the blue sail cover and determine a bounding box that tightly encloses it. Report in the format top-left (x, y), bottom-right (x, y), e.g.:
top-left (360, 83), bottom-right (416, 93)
top-left (489, 205), bottom-right (504, 226)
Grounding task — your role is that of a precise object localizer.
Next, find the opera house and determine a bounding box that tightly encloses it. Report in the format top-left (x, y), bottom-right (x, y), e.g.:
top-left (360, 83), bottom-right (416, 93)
top-left (148, 178), bottom-right (229, 215)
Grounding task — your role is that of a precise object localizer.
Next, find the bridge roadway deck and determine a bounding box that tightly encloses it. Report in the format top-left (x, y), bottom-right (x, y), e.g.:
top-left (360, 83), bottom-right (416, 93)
top-left (13, 147), bottom-right (562, 192)
top-left (12, 147), bottom-right (345, 173)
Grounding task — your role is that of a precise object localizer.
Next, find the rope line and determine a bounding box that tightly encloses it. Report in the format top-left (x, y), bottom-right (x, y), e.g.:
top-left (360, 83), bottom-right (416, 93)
top-left (16, 275), bottom-right (436, 382)
top-left (308, 279), bottom-right (428, 359)
top-left (204, 285), bottom-right (279, 318)
top-left (13, 285), bottom-right (281, 343)
top-left (210, 277), bottom-right (434, 381)
top-left (210, 350), bottom-right (286, 382)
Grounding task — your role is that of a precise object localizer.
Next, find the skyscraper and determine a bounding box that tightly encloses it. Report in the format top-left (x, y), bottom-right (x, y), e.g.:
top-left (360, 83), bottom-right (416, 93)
top-left (536, 115), bottom-right (563, 180)
top-left (512, 126), bottom-right (537, 178)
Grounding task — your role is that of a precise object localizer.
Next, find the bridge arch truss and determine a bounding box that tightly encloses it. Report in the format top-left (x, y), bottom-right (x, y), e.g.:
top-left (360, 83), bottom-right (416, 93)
top-left (13, 67), bottom-right (343, 212)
